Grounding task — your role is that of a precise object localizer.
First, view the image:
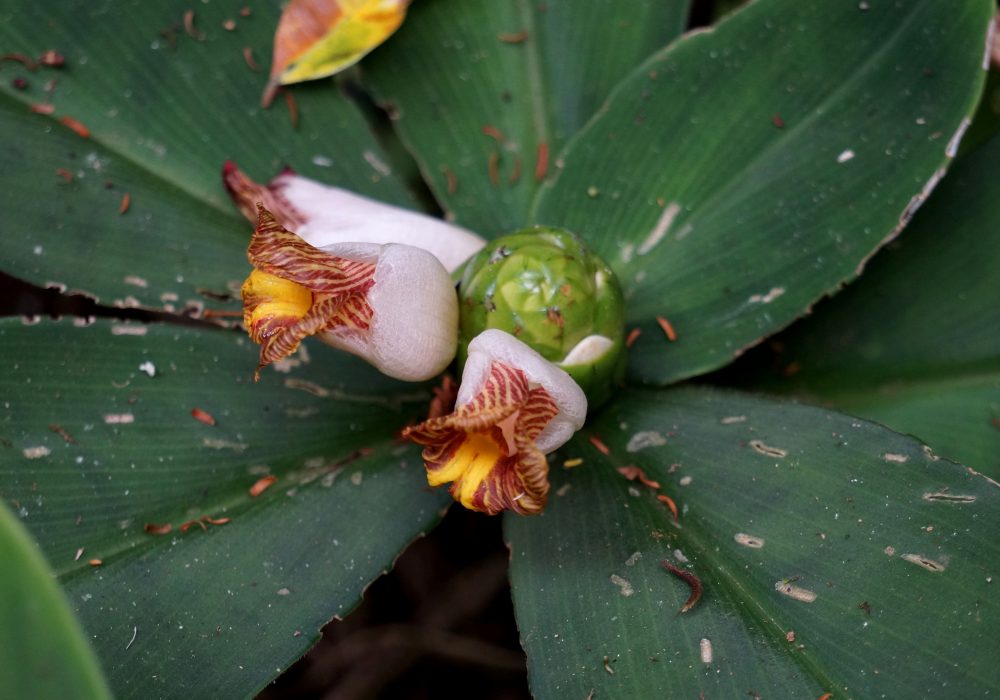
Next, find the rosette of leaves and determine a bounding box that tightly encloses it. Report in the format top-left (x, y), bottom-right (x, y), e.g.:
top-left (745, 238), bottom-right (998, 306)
top-left (1, 1), bottom-right (998, 698)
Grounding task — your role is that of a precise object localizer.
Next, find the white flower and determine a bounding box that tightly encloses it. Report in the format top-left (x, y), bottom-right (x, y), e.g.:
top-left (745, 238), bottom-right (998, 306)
top-left (241, 206), bottom-right (458, 382)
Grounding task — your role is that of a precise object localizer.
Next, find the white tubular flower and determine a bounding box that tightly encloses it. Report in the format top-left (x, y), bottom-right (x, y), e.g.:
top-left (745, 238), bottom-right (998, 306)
top-left (223, 161), bottom-right (485, 273)
top-left (403, 329), bottom-right (587, 516)
top-left (241, 205), bottom-right (457, 382)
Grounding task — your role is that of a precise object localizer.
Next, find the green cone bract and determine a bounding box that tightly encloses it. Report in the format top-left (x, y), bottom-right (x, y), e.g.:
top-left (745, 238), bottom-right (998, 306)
top-left (457, 227), bottom-right (626, 408)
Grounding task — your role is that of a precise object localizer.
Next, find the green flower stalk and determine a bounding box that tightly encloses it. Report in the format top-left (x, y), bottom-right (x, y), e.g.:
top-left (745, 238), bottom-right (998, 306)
top-left (457, 227), bottom-right (626, 408)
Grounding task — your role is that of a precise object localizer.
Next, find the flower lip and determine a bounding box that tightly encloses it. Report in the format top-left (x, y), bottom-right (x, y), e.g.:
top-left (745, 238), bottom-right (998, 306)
top-left (223, 161), bottom-right (485, 273)
top-left (241, 205), bottom-right (458, 382)
top-left (403, 330), bottom-right (586, 516)
top-left (458, 329), bottom-right (587, 453)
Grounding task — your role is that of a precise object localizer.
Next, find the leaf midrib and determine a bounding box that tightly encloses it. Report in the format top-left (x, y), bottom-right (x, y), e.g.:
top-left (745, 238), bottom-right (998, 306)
top-left (515, 0), bottom-right (550, 153)
top-left (672, 505), bottom-right (843, 695)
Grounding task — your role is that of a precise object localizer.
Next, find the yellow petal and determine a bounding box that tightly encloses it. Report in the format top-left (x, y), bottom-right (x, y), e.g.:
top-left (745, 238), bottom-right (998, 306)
top-left (241, 269), bottom-right (312, 346)
top-left (428, 432), bottom-right (504, 505)
top-left (263, 0), bottom-right (409, 106)
top-left (403, 360), bottom-right (559, 516)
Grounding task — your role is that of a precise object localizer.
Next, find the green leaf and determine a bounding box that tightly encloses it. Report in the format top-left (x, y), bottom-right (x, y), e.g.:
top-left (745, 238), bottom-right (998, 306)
top-left (0, 0), bottom-right (410, 305)
top-left (507, 386), bottom-right (1000, 698)
top-left (532, 0), bottom-right (993, 385)
top-left (363, 0), bottom-right (692, 236)
top-left (749, 131), bottom-right (1000, 477)
top-left (0, 320), bottom-right (447, 698)
top-left (0, 502), bottom-right (111, 700)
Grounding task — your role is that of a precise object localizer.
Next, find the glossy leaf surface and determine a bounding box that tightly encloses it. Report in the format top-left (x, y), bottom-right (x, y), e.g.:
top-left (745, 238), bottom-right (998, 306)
top-left (0, 503), bottom-right (111, 700)
top-left (753, 131), bottom-right (1000, 477)
top-left (364, 0), bottom-right (693, 235)
top-left (0, 320), bottom-right (447, 698)
top-left (0, 0), bottom-right (410, 306)
top-left (508, 387), bottom-right (1000, 697)
top-left (533, 0), bottom-right (993, 385)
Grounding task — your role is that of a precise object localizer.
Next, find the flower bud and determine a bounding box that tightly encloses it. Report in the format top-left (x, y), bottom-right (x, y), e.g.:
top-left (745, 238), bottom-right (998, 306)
top-left (223, 161), bottom-right (485, 273)
top-left (457, 228), bottom-right (625, 408)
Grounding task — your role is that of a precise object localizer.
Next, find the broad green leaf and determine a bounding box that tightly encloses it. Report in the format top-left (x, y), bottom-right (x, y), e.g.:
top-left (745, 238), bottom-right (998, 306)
top-left (748, 130), bottom-right (1000, 477)
top-left (532, 0), bottom-right (993, 385)
top-left (0, 502), bottom-right (111, 700)
top-left (363, 0), bottom-right (692, 236)
top-left (0, 320), bottom-right (447, 698)
top-left (0, 0), bottom-right (410, 305)
top-left (507, 386), bottom-right (1000, 698)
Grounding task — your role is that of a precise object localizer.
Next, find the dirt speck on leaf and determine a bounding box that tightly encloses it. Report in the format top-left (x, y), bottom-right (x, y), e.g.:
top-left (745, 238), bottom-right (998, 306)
top-left (750, 440), bottom-right (787, 458)
top-left (610, 574), bottom-right (634, 597)
top-left (902, 553), bottom-right (947, 572)
top-left (774, 580), bottom-right (817, 603)
top-left (734, 532), bottom-right (765, 549)
top-left (626, 431), bottom-right (667, 453)
top-left (699, 638), bottom-right (713, 664)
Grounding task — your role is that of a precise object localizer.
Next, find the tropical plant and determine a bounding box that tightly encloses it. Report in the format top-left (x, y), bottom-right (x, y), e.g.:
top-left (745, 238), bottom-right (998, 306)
top-left (1, 0), bottom-right (998, 697)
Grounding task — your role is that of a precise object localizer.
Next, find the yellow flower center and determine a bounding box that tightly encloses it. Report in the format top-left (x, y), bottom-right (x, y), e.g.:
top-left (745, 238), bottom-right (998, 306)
top-left (428, 431), bottom-right (504, 509)
top-left (242, 269), bottom-right (312, 329)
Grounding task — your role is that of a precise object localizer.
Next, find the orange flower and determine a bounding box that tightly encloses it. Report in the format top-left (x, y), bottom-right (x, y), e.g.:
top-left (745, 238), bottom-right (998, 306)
top-left (404, 330), bottom-right (586, 515)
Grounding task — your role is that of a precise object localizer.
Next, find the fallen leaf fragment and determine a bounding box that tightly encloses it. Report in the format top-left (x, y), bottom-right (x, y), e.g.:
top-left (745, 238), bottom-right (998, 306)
top-left (180, 519), bottom-right (207, 533)
top-left (39, 50), bottom-right (65, 67)
top-left (657, 493), bottom-right (679, 521)
top-left (481, 124), bottom-right (505, 142)
top-left (243, 46), bottom-right (260, 72)
top-left (442, 166), bottom-right (458, 194)
top-left (48, 423), bottom-right (77, 443)
top-left (617, 465), bottom-right (661, 489)
top-left (1, 52), bottom-right (38, 70)
top-left (183, 9), bottom-right (205, 40)
top-left (191, 407), bottom-right (216, 426)
top-left (487, 151), bottom-right (500, 185)
top-left (588, 434), bottom-right (610, 455)
top-left (534, 141), bottom-right (549, 181)
top-left (249, 475), bottom-right (277, 496)
top-left (497, 30), bottom-right (528, 44)
top-left (262, 0), bottom-right (410, 107)
top-left (60, 116), bottom-right (91, 138)
top-left (661, 560), bottom-right (702, 613)
top-left (284, 90), bottom-right (299, 129)
top-left (656, 315), bottom-right (677, 341)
